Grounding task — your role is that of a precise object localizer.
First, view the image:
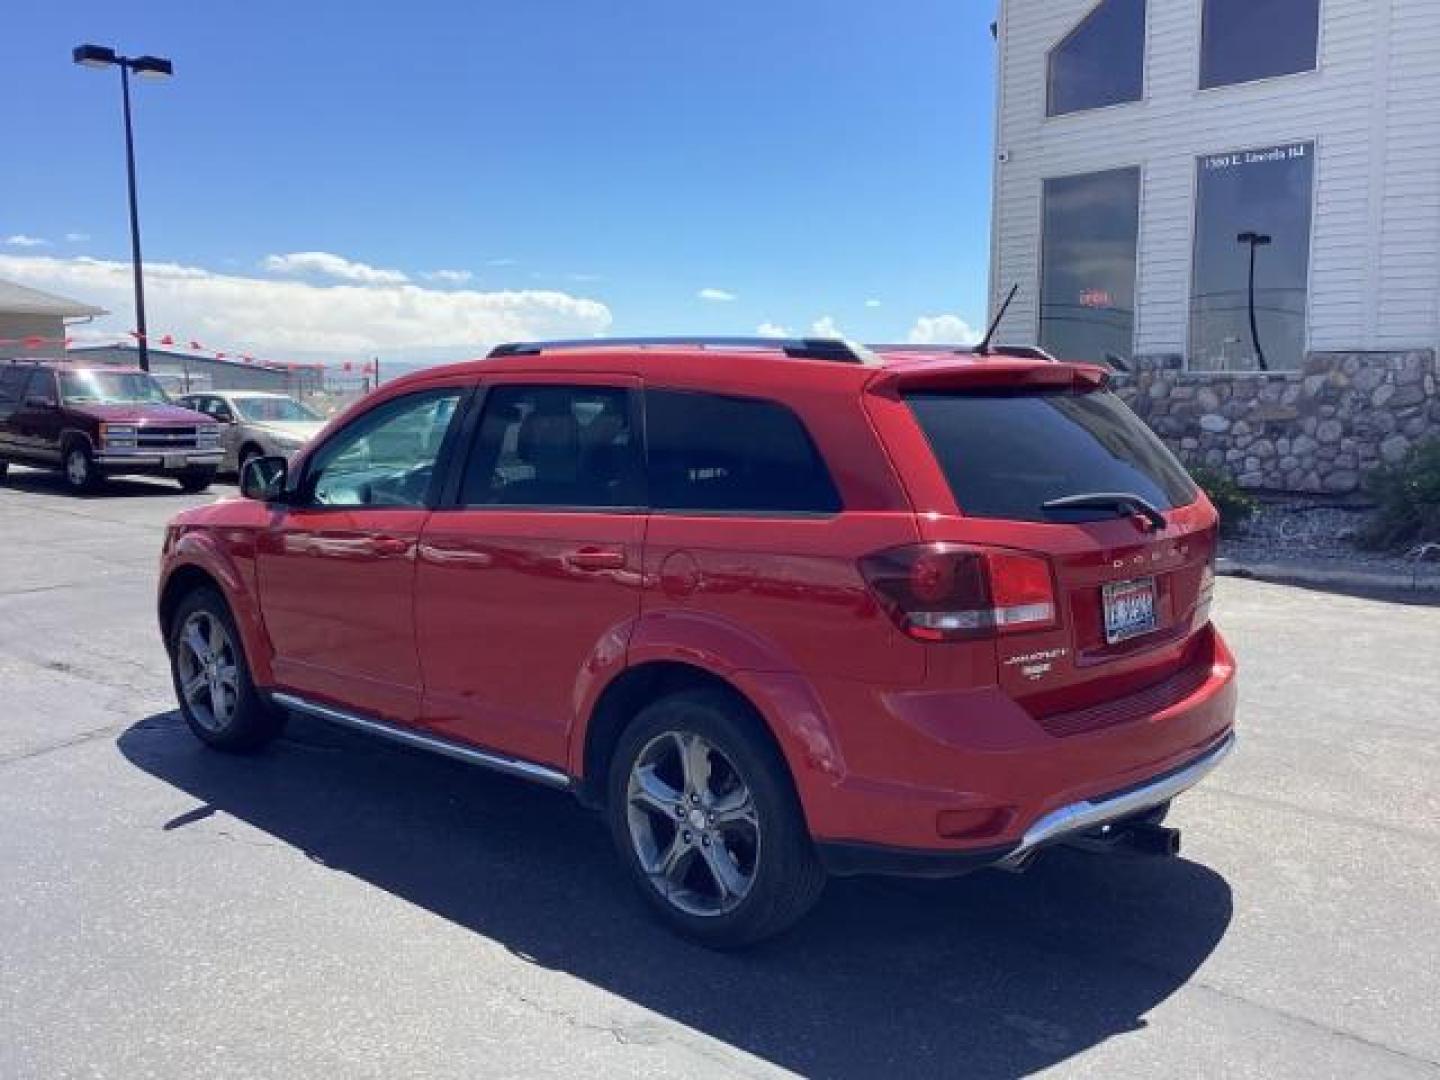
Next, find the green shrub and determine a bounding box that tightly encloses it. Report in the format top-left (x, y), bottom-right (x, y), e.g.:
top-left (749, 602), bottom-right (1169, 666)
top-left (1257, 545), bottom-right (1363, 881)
top-left (1188, 465), bottom-right (1259, 536)
top-left (1361, 437), bottom-right (1440, 550)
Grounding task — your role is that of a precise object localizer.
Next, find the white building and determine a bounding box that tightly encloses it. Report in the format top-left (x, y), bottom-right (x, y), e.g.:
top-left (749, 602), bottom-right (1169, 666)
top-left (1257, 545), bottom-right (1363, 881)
top-left (0, 279), bottom-right (106, 358)
top-left (989, 0), bottom-right (1440, 372)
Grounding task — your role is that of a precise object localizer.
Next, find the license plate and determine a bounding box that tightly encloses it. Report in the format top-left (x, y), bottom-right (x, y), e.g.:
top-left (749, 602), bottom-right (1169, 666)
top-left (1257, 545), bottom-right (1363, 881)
top-left (1103, 577), bottom-right (1158, 644)
top-left (163, 454), bottom-right (187, 470)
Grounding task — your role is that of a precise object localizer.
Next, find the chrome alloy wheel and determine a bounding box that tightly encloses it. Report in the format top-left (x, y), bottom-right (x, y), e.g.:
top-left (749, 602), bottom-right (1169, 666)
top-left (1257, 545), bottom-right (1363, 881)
top-left (626, 731), bottom-right (760, 917)
top-left (175, 611), bottom-right (240, 733)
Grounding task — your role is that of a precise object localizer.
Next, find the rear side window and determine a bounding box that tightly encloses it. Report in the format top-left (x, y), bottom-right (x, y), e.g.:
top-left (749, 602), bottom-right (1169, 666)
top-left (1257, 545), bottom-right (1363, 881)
top-left (905, 388), bottom-right (1197, 522)
top-left (646, 390), bottom-right (841, 514)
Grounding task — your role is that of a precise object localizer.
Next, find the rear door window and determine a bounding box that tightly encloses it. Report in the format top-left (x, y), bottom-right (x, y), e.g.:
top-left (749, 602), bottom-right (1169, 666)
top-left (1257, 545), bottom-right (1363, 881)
top-left (905, 388), bottom-right (1197, 522)
top-left (645, 389), bottom-right (841, 514)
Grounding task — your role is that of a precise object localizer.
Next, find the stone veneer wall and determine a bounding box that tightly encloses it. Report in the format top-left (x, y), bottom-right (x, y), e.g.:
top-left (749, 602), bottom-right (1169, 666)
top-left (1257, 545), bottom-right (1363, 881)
top-left (1112, 350), bottom-right (1439, 495)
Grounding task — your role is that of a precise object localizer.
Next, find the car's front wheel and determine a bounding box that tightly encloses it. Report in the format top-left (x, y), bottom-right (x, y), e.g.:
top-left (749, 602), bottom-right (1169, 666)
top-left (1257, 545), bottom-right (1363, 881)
top-left (607, 689), bottom-right (825, 947)
top-left (63, 443), bottom-right (100, 494)
top-left (169, 587), bottom-right (284, 751)
top-left (177, 467), bottom-right (217, 494)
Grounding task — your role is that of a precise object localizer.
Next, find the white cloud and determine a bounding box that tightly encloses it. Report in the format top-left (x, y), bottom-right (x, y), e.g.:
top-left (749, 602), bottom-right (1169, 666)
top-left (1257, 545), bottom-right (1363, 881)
top-left (907, 314), bottom-right (981, 345)
top-left (65, 232), bottom-right (90, 243)
top-left (756, 322), bottom-right (791, 338)
top-left (487, 257), bottom-right (518, 267)
top-left (4, 234), bottom-right (50, 248)
top-left (810, 315), bottom-right (844, 338)
top-left (864, 298), bottom-right (882, 308)
top-left (697, 287), bottom-right (736, 302)
top-left (423, 269), bottom-right (473, 284)
top-left (0, 254), bottom-right (611, 358)
top-left (263, 250), bottom-right (409, 285)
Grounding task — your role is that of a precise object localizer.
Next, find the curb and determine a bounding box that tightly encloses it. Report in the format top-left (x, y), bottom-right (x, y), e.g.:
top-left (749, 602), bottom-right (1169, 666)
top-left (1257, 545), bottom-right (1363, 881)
top-left (1216, 557), bottom-right (1440, 596)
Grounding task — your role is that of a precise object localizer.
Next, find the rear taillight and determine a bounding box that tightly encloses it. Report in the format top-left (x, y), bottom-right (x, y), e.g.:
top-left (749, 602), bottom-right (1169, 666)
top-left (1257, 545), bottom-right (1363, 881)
top-left (859, 544), bottom-right (1057, 642)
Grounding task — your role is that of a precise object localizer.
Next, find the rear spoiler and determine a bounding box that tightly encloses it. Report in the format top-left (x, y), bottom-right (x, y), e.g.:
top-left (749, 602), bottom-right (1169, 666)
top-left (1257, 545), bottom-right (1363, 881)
top-left (867, 359), bottom-right (1110, 395)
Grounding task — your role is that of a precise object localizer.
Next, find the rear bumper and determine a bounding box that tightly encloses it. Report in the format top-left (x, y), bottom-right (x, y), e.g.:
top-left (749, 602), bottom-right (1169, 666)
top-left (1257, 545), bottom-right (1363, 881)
top-left (801, 624), bottom-right (1238, 861)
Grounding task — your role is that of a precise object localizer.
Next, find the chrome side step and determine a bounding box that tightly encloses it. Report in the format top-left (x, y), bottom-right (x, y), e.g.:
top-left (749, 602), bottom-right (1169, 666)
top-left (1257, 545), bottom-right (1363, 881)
top-left (270, 691), bottom-right (572, 790)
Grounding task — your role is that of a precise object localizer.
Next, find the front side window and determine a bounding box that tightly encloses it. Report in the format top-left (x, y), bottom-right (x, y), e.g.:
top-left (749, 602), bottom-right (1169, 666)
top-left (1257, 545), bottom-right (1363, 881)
top-left (1201, 0), bottom-right (1319, 89)
top-left (460, 385), bottom-right (642, 509)
top-left (307, 389), bottom-right (463, 507)
top-left (1039, 167), bottom-right (1141, 366)
top-left (646, 390), bottom-right (841, 514)
top-left (26, 369), bottom-right (59, 405)
top-left (59, 369), bottom-right (168, 405)
top-left (1189, 141), bottom-right (1314, 372)
top-left (1048, 0), bottom-right (1146, 116)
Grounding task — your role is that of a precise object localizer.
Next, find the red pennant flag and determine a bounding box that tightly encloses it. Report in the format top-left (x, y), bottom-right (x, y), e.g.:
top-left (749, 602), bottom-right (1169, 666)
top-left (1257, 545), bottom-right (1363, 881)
top-left (159, 334), bottom-right (174, 346)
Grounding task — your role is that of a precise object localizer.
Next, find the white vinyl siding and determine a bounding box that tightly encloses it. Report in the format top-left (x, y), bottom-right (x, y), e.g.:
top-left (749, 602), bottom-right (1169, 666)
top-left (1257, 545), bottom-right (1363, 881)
top-left (991, 0), bottom-right (1440, 359)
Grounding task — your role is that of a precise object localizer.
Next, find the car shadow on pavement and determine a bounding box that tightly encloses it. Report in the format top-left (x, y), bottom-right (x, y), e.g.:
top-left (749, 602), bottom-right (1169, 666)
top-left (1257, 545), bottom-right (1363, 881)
top-left (0, 466), bottom-right (207, 500)
top-left (119, 710), bottom-right (1233, 1079)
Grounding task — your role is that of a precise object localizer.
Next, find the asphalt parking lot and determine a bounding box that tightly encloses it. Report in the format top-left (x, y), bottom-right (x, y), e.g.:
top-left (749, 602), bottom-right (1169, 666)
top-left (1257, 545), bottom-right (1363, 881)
top-left (2, 465), bottom-right (1438, 1079)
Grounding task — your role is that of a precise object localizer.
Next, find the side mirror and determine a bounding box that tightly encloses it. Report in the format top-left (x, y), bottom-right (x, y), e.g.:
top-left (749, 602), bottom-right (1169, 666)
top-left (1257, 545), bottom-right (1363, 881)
top-left (240, 455), bottom-right (289, 502)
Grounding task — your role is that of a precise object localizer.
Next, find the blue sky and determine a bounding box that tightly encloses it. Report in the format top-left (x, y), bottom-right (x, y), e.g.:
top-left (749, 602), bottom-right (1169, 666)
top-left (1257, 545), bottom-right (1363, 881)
top-left (2, 1), bottom-right (997, 363)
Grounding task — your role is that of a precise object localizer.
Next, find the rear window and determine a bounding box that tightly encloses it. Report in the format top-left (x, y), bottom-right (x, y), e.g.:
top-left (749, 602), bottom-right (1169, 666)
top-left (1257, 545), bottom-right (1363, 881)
top-left (905, 388), bottom-right (1198, 522)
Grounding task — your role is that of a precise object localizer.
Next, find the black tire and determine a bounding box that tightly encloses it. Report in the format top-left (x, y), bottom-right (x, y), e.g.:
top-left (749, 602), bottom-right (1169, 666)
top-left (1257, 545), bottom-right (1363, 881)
top-left (606, 689), bottom-right (825, 947)
top-left (168, 586), bottom-right (284, 752)
top-left (62, 441), bottom-right (101, 494)
top-left (0, 460), bottom-right (9, 480)
top-left (178, 467), bottom-right (217, 494)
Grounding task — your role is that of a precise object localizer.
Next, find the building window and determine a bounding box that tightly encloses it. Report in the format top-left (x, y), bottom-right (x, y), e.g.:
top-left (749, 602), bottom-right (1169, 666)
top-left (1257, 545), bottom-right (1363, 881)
top-left (1189, 141), bottom-right (1315, 372)
top-left (1200, 0), bottom-right (1320, 90)
top-left (1047, 0), bottom-right (1146, 116)
top-left (1039, 167), bottom-right (1141, 366)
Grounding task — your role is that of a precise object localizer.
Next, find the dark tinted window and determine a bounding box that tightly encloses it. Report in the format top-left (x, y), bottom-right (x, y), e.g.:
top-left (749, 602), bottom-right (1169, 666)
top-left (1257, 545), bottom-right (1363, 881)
top-left (905, 389), bottom-right (1197, 522)
top-left (1201, 0), bottom-right (1318, 89)
top-left (1048, 0), bottom-right (1146, 116)
top-left (25, 369), bottom-right (58, 404)
top-left (1189, 142), bottom-right (1314, 372)
top-left (461, 385), bottom-right (642, 509)
top-left (646, 390), bottom-right (840, 514)
top-left (1040, 167), bottom-right (1141, 366)
top-left (0, 366), bottom-right (30, 401)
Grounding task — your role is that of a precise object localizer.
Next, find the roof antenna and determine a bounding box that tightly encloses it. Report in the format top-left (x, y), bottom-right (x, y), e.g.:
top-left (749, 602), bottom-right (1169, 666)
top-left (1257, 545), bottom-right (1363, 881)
top-left (974, 283), bottom-right (1018, 356)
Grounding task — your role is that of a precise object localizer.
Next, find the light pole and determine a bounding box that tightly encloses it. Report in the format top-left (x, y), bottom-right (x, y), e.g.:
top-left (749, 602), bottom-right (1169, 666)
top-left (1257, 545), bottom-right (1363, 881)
top-left (73, 44), bottom-right (174, 373)
top-left (1236, 230), bottom-right (1272, 373)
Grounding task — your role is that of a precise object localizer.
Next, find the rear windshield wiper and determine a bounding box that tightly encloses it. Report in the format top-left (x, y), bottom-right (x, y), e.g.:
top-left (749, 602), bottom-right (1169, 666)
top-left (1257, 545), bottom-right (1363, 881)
top-left (1041, 492), bottom-right (1168, 531)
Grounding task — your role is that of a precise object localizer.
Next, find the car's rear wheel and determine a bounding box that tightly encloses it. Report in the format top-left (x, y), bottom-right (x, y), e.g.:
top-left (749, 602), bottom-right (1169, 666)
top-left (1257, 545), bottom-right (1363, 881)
top-left (169, 588), bottom-right (284, 751)
top-left (607, 689), bottom-right (825, 947)
top-left (63, 443), bottom-right (101, 494)
top-left (177, 467), bottom-right (217, 494)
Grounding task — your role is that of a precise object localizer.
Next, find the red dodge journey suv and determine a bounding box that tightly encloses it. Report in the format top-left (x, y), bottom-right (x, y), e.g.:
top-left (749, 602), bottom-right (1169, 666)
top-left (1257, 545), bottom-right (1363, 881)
top-left (158, 337), bottom-right (1236, 945)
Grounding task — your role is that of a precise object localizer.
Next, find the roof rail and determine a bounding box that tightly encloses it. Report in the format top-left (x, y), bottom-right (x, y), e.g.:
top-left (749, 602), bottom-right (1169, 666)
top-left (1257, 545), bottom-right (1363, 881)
top-left (487, 336), bottom-right (878, 365)
top-left (867, 343), bottom-right (1059, 363)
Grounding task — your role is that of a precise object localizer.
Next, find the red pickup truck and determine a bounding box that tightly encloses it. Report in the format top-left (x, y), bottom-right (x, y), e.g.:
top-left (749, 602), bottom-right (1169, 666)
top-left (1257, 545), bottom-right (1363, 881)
top-left (0, 361), bottom-right (223, 493)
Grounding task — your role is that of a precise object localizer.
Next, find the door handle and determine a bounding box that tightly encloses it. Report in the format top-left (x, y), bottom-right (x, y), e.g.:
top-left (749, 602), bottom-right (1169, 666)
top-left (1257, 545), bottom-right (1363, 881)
top-left (372, 537), bottom-right (412, 557)
top-left (564, 547), bottom-right (626, 571)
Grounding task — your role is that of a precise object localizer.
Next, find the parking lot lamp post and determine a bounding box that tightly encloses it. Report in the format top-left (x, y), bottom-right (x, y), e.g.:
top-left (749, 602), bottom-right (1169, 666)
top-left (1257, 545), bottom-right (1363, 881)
top-left (73, 44), bottom-right (174, 373)
top-left (1236, 231), bottom-right (1272, 373)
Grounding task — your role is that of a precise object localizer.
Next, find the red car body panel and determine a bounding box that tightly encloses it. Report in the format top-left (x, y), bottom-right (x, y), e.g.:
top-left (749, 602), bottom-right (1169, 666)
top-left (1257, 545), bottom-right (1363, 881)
top-left (160, 345), bottom-right (1237, 866)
